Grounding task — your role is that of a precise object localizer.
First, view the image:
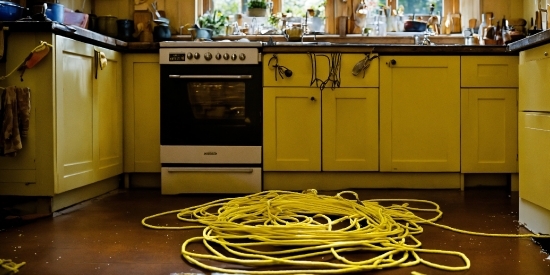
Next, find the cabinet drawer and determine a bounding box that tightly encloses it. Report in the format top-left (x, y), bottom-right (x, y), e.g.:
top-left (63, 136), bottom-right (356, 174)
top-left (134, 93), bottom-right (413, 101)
top-left (339, 54), bottom-right (379, 87)
top-left (263, 53), bottom-right (379, 87)
top-left (161, 167), bottom-right (261, 194)
top-left (263, 54), bottom-right (316, 87)
top-left (520, 43), bottom-right (550, 64)
top-left (461, 56), bottom-right (518, 87)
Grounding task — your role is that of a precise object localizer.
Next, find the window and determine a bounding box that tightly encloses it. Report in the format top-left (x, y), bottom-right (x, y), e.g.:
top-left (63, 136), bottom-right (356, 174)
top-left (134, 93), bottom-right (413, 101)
top-left (400, 0), bottom-right (443, 15)
top-left (203, 0), bottom-right (458, 33)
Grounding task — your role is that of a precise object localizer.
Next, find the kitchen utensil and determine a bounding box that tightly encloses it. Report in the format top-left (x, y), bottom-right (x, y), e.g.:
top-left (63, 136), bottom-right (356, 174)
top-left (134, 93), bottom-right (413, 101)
top-left (97, 15), bottom-right (118, 37)
top-left (284, 23), bottom-right (303, 42)
top-left (188, 27), bottom-right (213, 41)
top-left (45, 2), bottom-right (64, 23)
top-left (153, 25), bottom-right (171, 41)
top-left (0, 1), bottom-right (25, 21)
top-left (404, 19), bottom-right (427, 32)
top-left (117, 19), bottom-right (135, 41)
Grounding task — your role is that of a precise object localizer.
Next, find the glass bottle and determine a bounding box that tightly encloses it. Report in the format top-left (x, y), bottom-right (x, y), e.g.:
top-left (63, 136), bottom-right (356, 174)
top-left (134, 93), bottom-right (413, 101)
top-left (477, 13), bottom-right (487, 37)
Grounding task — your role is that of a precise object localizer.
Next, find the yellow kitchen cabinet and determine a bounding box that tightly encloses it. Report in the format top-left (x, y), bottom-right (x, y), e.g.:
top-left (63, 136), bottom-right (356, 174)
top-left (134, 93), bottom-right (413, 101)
top-left (518, 43), bottom-right (550, 234)
top-left (379, 56), bottom-right (460, 172)
top-left (461, 88), bottom-right (518, 172)
top-left (123, 54), bottom-right (161, 173)
top-left (0, 33), bottom-right (121, 208)
top-left (322, 88), bottom-right (378, 171)
top-left (55, 36), bottom-right (123, 193)
top-left (519, 112), bottom-right (550, 211)
top-left (263, 53), bottom-right (378, 88)
top-left (519, 43), bottom-right (550, 112)
top-left (263, 53), bottom-right (379, 172)
top-left (263, 87), bottom-right (321, 171)
top-left (461, 56), bottom-right (519, 88)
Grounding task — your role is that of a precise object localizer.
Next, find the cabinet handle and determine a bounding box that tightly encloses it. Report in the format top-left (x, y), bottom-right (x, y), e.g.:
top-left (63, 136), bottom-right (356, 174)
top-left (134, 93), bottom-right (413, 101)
top-left (310, 96), bottom-right (316, 101)
top-left (545, 52), bottom-right (548, 57)
top-left (386, 59), bottom-right (397, 67)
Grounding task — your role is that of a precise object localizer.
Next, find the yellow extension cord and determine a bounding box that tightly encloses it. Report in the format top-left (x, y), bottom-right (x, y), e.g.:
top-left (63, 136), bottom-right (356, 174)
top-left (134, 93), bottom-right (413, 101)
top-left (0, 258), bottom-right (25, 274)
top-left (142, 189), bottom-right (550, 274)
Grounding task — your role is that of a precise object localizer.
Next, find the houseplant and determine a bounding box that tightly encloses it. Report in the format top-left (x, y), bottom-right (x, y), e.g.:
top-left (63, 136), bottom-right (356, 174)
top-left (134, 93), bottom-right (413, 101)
top-left (198, 10), bottom-right (228, 35)
top-left (247, 0), bottom-right (267, 17)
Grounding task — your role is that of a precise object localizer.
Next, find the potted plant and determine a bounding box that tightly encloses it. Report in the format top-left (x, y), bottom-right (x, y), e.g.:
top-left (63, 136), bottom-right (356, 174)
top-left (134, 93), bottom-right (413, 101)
top-left (247, 0), bottom-right (267, 17)
top-left (198, 10), bottom-right (228, 36)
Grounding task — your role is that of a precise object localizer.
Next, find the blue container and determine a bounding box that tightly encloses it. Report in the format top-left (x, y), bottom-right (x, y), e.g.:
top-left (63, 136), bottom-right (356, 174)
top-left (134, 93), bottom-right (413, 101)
top-left (45, 3), bottom-right (64, 23)
top-left (0, 1), bottom-right (24, 21)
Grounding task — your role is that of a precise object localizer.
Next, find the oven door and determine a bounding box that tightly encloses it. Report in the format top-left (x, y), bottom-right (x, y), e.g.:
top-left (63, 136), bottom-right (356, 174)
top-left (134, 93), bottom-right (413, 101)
top-left (160, 64), bottom-right (262, 146)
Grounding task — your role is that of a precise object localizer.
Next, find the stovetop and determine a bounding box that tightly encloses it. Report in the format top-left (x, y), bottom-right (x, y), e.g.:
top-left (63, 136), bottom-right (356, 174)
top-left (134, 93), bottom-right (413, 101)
top-left (159, 40), bottom-right (263, 48)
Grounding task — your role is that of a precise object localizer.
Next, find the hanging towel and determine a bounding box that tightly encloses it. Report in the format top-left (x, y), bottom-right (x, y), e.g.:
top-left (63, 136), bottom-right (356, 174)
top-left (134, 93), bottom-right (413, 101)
top-left (0, 86), bottom-right (26, 156)
top-left (16, 87), bottom-right (31, 137)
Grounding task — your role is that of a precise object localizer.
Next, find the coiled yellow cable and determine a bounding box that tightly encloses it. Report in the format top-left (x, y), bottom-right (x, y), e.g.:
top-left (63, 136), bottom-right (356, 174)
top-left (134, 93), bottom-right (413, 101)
top-left (1, 258), bottom-right (25, 273)
top-left (142, 189), bottom-right (549, 274)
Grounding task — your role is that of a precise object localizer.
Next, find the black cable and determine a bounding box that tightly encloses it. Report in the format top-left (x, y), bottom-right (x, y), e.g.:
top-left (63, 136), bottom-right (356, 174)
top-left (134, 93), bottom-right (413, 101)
top-left (268, 54), bottom-right (292, 81)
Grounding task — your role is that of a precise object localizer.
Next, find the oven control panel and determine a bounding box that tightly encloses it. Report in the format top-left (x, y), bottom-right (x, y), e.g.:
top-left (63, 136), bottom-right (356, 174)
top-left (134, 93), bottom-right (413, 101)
top-left (160, 48), bottom-right (260, 65)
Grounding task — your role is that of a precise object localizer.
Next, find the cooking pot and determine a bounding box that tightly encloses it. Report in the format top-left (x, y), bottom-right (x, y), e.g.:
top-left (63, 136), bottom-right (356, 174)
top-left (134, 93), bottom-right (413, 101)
top-left (188, 28), bottom-right (212, 41)
top-left (0, 1), bottom-right (25, 21)
top-left (153, 25), bottom-right (171, 42)
top-left (97, 15), bottom-right (118, 37)
top-left (117, 19), bottom-right (134, 41)
top-left (404, 20), bottom-right (427, 32)
top-left (45, 2), bottom-right (64, 23)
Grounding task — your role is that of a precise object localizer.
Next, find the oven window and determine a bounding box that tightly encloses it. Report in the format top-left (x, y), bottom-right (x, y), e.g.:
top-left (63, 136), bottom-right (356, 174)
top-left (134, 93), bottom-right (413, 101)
top-left (188, 82), bottom-right (246, 119)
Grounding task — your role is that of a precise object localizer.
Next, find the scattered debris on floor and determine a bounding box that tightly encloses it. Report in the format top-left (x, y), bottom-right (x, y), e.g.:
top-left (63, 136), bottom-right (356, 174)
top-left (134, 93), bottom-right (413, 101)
top-left (143, 189), bottom-right (550, 274)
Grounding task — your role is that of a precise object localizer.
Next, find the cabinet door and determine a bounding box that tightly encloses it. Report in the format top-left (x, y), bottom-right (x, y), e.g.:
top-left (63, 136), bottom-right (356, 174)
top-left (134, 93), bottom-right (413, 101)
top-left (322, 88), bottom-right (378, 171)
top-left (519, 43), bottom-right (550, 112)
top-left (263, 87), bottom-right (321, 171)
top-left (95, 46), bottom-right (123, 181)
top-left (461, 88), bottom-right (518, 173)
top-left (55, 36), bottom-right (95, 193)
top-left (519, 112), bottom-right (550, 211)
top-left (380, 56), bottom-right (460, 172)
top-left (123, 54), bottom-right (161, 173)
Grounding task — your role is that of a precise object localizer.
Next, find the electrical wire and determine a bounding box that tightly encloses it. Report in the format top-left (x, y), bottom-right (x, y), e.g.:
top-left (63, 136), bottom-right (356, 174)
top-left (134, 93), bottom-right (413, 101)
top-left (142, 189), bottom-right (549, 274)
top-left (308, 53), bottom-right (342, 91)
top-left (1, 258), bottom-right (26, 274)
top-left (267, 54), bottom-right (293, 81)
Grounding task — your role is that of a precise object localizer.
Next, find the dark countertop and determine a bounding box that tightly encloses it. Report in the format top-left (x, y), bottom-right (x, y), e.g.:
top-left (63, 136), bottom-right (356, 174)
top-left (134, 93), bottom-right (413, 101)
top-left (2, 21), bottom-right (128, 51)
top-left (2, 21), bottom-right (547, 54)
top-left (507, 29), bottom-right (550, 52)
top-left (261, 43), bottom-right (512, 55)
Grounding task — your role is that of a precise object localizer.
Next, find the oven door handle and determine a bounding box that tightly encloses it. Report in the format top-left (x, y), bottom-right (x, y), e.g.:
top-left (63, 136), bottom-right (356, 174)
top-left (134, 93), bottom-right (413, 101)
top-left (166, 167), bottom-right (254, 173)
top-left (169, 75), bottom-right (253, 79)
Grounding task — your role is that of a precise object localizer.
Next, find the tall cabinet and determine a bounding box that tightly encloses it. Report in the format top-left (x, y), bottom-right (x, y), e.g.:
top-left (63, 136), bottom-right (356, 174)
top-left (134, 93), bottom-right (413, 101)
top-left (518, 42), bottom-right (550, 234)
top-left (0, 33), bottom-right (122, 211)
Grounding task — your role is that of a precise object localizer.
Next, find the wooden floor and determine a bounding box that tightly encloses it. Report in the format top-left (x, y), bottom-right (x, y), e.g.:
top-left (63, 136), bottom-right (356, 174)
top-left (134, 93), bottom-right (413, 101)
top-left (1, 187), bottom-right (550, 275)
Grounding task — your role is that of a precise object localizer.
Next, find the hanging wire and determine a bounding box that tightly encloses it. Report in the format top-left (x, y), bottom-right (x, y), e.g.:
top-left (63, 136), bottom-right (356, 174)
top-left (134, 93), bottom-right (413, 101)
top-left (309, 53), bottom-right (342, 91)
top-left (268, 54), bottom-right (293, 81)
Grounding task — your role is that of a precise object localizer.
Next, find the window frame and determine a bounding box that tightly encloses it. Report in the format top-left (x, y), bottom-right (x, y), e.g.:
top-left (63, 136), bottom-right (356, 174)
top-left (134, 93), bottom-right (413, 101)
top-left (200, 0), bottom-right (461, 34)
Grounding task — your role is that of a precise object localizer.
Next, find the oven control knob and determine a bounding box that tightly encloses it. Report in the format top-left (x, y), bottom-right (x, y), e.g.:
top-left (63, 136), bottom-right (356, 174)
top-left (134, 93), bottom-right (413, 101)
top-left (239, 53), bottom-right (246, 61)
top-left (215, 53), bottom-right (222, 60)
top-left (204, 52), bottom-right (213, 61)
top-left (231, 54), bottom-right (237, 61)
top-left (194, 52), bottom-right (201, 59)
top-left (223, 53), bottom-right (230, 60)
top-left (186, 52), bottom-right (193, 60)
